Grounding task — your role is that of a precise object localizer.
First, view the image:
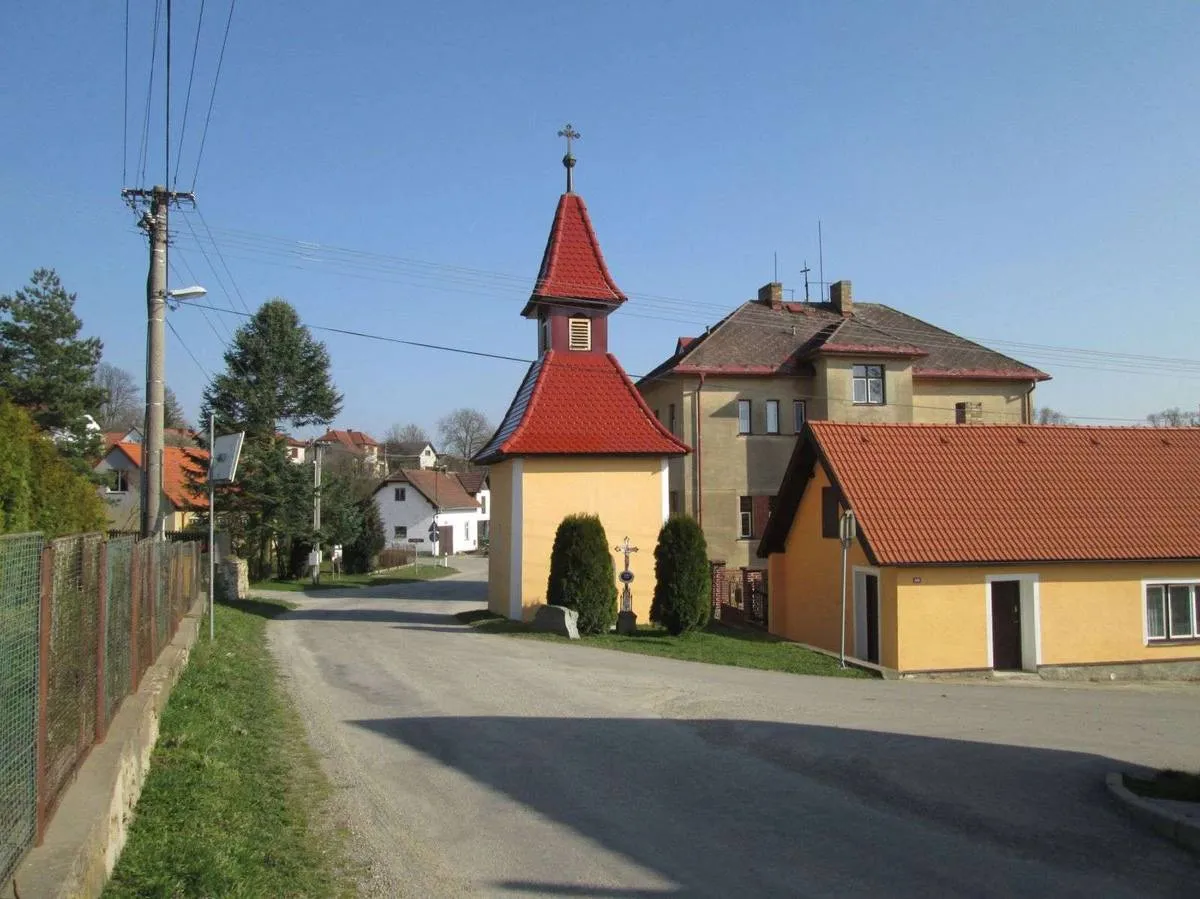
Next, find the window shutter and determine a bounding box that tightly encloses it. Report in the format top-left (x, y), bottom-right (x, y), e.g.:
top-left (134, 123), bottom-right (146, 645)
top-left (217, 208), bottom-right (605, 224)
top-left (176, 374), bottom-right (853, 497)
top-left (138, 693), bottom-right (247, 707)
top-left (568, 318), bottom-right (591, 351)
top-left (753, 495), bottom-right (771, 538)
top-left (822, 487), bottom-right (839, 538)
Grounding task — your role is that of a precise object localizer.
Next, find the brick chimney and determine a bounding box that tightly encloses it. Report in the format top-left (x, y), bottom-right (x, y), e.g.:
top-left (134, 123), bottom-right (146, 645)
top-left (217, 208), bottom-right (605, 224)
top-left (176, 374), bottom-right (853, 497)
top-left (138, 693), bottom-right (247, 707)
top-left (829, 280), bottom-right (853, 315)
top-left (758, 282), bottom-right (783, 311)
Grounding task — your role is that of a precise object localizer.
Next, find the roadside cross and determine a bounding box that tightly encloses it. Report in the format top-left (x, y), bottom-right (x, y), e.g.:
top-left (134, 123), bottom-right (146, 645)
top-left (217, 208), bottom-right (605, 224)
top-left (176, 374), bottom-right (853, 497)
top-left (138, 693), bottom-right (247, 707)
top-left (614, 537), bottom-right (638, 613)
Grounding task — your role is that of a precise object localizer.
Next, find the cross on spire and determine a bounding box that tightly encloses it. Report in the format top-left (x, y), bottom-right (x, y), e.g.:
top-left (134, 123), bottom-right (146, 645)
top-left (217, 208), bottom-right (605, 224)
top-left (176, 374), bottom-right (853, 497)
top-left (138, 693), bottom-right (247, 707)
top-left (558, 123), bottom-right (580, 192)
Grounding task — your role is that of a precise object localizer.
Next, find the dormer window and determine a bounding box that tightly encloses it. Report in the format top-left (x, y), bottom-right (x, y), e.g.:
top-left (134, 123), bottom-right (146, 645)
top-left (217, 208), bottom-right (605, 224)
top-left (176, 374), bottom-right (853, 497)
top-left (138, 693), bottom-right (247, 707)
top-left (568, 318), bottom-right (591, 351)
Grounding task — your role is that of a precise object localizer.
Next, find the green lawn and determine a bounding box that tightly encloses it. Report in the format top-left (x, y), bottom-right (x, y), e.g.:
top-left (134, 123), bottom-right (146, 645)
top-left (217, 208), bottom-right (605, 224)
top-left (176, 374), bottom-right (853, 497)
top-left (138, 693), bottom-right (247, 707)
top-left (251, 562), bottom-right (457, 592)
top-left (103, 597), bottom-right (356, 898)
top-left (456, 611), bottom-right (871, 678)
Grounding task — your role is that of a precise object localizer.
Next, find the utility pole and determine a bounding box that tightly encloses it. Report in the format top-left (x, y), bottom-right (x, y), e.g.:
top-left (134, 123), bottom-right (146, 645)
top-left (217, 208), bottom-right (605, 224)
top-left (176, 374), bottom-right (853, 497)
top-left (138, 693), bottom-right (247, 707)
top-left (122, 185), bottom-right (195, 537)
top-left (312, 442), bottom-right (324, 584)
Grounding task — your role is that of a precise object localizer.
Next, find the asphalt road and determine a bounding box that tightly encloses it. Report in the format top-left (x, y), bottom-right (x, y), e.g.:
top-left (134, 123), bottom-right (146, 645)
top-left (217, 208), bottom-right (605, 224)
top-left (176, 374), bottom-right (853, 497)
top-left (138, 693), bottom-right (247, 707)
top-left (266, 556), bottom-right (1199, 898)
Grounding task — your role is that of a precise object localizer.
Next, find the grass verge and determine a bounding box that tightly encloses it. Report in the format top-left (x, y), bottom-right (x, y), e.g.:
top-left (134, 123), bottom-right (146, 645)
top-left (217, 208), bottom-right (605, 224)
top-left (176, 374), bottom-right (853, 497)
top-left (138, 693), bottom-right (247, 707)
top-left (1125, 770), bottom-right (1200, 803)
top-left (456, 611), bottom-right (870, 678)
top-left (252, 562), bottom-right (457, 592)
top-left (103, 597), bottom-right (355, 898)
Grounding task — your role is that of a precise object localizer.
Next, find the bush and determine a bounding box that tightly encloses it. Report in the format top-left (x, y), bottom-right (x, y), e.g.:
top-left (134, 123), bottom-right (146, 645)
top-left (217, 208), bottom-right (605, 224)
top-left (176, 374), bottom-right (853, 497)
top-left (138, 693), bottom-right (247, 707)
top-left (546, 513), bottom-right (617, 635)
top-left (650, 516), bottom-right (710, 636)
top-left (343, 496), bottom-right (385, 574)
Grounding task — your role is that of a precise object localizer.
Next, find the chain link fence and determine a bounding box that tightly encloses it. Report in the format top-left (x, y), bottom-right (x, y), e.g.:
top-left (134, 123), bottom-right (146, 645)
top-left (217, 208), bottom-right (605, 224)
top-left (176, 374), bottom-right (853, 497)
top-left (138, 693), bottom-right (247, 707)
top-left (0, 534), bottom-right (44, 888)
top-left (0, 532), bottom-right (203, 892)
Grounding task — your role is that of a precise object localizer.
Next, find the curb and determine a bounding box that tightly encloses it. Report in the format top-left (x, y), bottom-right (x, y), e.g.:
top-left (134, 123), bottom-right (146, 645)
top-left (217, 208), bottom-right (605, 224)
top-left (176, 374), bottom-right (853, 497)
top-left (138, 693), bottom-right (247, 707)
top-left (1106, 772), bottom-right (1200, 855)
top-left (9, 598), bottom-right (206, 899)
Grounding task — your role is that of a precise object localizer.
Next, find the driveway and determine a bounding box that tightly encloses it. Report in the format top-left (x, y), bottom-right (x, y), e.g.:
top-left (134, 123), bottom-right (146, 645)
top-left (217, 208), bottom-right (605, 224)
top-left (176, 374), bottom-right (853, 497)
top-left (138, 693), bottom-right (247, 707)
top-left (267, 556), bottom-right (1199, 897)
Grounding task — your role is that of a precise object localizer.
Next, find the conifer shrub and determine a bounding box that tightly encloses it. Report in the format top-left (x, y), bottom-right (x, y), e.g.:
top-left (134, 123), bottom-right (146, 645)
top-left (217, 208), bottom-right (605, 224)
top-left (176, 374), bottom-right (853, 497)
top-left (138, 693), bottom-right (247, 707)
top-left (546, 513), bottom-right (617, 634)
top-left (650, 516), bottom-right (710, 636)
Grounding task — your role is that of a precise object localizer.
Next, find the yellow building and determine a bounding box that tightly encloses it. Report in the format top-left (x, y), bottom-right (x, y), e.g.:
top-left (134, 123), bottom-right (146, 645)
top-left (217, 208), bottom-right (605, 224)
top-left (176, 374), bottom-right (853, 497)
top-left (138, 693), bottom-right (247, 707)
top-left (638, 280), bottom-right (1049, 572)
top-left (758, 421), bottom-right (1200, 678)
top-left (473, 147), bottom-right (689, 621)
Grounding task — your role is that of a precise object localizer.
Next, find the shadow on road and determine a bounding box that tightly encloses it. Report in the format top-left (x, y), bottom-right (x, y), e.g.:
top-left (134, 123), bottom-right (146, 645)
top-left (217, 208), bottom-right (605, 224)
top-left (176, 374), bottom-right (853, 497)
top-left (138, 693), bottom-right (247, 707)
top-left (349, 716), bottom-right (1194, 897)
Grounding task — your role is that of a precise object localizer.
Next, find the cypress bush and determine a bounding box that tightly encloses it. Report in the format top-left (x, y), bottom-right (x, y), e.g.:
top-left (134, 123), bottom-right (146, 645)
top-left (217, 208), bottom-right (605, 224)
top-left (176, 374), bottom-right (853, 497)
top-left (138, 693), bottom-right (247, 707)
top-left (546, 513), bottom-right (617, 634)
top-left (650, 516), bottom-right (710, 636)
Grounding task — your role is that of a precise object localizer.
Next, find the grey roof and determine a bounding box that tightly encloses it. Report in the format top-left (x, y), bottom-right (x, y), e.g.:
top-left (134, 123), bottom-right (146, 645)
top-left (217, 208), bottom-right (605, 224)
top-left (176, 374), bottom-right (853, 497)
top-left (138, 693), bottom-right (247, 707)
top-left (640, 300), bottom-right (1048, 383)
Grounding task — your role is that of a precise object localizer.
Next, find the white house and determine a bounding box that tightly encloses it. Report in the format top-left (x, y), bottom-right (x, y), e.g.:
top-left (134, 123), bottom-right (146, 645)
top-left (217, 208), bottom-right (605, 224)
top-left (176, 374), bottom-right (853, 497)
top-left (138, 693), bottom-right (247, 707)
top-left (453, 471), bottom-right (490, 542)
top-left (374, 469), bottom-right (481, 556)
top-left (387, 440), bottom-right (439, 471)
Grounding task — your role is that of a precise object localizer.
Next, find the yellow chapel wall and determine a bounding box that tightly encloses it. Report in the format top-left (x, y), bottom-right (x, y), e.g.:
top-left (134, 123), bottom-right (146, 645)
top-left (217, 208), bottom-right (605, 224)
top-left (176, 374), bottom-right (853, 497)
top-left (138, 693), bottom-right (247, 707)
top-left (486, 459), bottom-right (515, 618)
top-left (516, 456), bottom-right (668, 622)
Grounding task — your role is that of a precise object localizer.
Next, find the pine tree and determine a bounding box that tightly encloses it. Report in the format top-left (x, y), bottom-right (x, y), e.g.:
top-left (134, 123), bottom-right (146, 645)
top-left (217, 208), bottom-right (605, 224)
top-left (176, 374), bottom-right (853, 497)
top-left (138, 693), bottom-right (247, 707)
top-left (0, 269), bottom-right (105, 455)
top-left (546, 514), bottom-right (618, 634)
top-left (200, 299), bottom-right (342, 578)
top-left (650, 516), bottom-right (711, 636)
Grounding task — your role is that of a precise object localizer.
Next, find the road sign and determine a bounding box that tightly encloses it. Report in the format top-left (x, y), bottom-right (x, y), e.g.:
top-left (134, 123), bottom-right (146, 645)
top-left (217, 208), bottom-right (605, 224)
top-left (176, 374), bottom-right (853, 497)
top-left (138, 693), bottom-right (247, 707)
top-left (619, 570), bottom-right (635, 583)
top-left (407, 538), bottom-right (425, 544)
top-left (209, 432), bottom-right (245, 484)
top-left (428, 526), bottom-right (439, 541)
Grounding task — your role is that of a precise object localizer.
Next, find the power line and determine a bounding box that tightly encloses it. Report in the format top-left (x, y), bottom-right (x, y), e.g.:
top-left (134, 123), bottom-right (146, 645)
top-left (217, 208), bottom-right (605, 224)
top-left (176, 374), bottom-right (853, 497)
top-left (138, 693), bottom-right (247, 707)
top-left (166, 316), bottom-right (211, 380)
top-left (190, 0), bottom-right (236, 192)
top-left (122, 0), bottom-right (130, 183)
top-left (174, 300), bottom-right (1151, 424)
top-left (194, 207), bottom-right (251, 312)
top-left (136, 0), bottom-right (164, 188)
top-left (173, 0), bottom-right (206, 189)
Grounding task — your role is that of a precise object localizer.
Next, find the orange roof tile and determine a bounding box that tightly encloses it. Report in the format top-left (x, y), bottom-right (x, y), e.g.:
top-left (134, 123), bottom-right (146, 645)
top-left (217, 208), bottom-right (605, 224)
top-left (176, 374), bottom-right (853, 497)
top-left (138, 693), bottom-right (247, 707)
top-left (474, 352), bottom-right (690, 463)
top-left (761, 422), bottom-right (1200, 565)
top-left (525, 193), bottom-right (627, 309)
top-left (111, 442), bottom-right (209, 510)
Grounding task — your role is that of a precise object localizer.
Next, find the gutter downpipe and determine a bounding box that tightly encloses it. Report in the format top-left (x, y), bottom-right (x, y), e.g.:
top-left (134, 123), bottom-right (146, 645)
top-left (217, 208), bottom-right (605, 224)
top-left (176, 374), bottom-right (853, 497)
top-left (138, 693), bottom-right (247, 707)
top-left (695, 374), bottom-right (705, 526)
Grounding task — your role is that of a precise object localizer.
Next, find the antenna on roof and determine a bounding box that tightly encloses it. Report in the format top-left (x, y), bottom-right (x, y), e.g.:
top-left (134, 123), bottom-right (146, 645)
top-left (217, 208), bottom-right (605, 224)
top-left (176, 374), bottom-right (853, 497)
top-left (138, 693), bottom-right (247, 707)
top-left (800, 261), bottom-right (812, 303)
top-left (773, 251), bottom-right (778, 283)
top-left (818, 220), bottom-right (825, 298)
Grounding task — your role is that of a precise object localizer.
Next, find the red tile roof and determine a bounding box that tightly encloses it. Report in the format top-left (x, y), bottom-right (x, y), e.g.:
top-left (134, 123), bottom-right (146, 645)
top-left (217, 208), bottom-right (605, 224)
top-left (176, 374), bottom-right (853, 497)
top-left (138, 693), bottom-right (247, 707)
top-left (525, 193), bottom-right (627, 310)
top-left (453, 471), bottom-right (488, 495)
top-left (110, 442), bottom-right (209, 510)
top-left (382, 469), bottom-right (479, 511)
top-left (318, 428), bottom-right (379, 453)
top-left (474, 352), bottom-right (690, 463)
top-left (761, 422), bottom-right (1200, 565)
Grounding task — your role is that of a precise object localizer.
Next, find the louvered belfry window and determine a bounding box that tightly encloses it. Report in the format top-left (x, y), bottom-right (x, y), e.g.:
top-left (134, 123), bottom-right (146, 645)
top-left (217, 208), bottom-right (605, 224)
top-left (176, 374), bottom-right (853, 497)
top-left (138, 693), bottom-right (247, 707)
top-left (568, 317), bottom-right (591, 351)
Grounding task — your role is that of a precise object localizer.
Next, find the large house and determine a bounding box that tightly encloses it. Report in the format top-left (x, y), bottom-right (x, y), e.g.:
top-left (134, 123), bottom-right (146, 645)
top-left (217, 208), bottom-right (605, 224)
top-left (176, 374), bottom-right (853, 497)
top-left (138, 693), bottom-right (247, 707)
top-left (94, 442), bottom-right (209, 532)
top-left (385, 440), bottom-right (438, 471)
top-left (638, 280), bottom-right (1049, 570)
top-left (316, 428), bottom-right (386, 477)
top-left (374, 469), bottom-right (482, 555)
top-left (758, 422), bottom-right (1200, 678)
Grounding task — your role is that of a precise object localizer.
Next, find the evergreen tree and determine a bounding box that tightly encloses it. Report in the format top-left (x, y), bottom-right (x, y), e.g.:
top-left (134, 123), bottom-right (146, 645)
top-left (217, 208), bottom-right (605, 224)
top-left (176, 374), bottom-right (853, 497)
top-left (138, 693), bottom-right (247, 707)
top-left (546, 514), bottom-right (618, 634)
top-left (200, 299), bottom-right (342, 578)
top-left (164, 386), bottom-right (188, 430)
top-left (650, 516), bottom-right (711, 636)
top-left (343, 495), bottom-right (385, 574)
top-left (0, 269), bottom-right (105, 455)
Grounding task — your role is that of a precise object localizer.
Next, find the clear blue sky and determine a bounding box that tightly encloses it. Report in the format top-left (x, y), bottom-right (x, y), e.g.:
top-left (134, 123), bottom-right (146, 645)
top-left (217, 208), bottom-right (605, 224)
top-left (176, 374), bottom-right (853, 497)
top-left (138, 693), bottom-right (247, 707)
top-left (3, 1), bottom-right (1199, 437)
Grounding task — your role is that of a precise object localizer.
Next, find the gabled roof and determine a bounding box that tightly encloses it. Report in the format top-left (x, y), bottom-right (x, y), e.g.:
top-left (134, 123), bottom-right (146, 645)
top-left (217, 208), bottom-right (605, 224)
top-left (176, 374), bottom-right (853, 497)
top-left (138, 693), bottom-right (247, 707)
top-left (389, 440), bottom-right (434, 456)
top-left (453, 471), bottom-right (488, 495)
top-left (760, 422), bottom-right (1200, 565)
top-left (319, 428), bottom-right (380, 453)
top-left (521, 193), bottom-right (627, 315)
top-left (379, 469), bottom-right (479, 511)
top-left (473, 351), bottom-right (690, 464)
top-left (106, 442), bottom-right (209, 510)
top-left (640, 300), bottom-right (1048, 383)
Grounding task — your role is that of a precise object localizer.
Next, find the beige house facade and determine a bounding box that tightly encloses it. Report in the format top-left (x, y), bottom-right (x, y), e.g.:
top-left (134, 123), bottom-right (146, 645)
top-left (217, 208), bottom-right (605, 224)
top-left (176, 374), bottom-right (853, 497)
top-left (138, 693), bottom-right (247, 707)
top-left (639, 280), bottom-right (1048, 570)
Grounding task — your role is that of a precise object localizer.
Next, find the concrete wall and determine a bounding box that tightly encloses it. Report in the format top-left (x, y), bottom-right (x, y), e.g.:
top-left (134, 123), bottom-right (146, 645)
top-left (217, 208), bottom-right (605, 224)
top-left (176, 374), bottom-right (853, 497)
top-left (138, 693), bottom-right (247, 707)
top-left (506, 455), bottom-right (667, 621)
top-left (486, 461), bottom-right (515, 618)
top-left (911, 378), bottom-right (1030, 424)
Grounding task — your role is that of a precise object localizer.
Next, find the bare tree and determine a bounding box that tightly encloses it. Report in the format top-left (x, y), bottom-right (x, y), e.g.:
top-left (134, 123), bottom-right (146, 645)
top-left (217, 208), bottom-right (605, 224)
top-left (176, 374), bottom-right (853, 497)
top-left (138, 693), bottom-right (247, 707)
top-left (1147, 407), bottom-right (1200, 427)
top-left (384, 422), bottom-right (430, 445)
top-left (437, 408), bottom-right (493, 460)
top-left (93, 362), bottom-right (141, 429)
top-left (1033, 407), bottom-right (1069, 425)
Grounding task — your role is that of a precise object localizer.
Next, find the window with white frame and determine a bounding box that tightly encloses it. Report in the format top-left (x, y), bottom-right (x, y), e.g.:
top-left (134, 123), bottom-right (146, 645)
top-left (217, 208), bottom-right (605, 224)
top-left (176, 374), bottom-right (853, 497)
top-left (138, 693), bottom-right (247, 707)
top-left (394, 486), bottom-right (406, 501)
top-left (852, 364), bottom-right (885, 405)
top-left (394, 525), bottom-right (407, 539)
top-left (1146, 583), bottom-right (1200, 641)
top-left (739, 496), bottom-right (753, 538)
top-left (793, 400), bottom-right (807, 432)
top-left (480, 494), bottom-right (487, 515)
top-left (109, 470), bottom-right (130, 493)
top-left (765, 399), bottom-right (780, 434)
top-left (737, 399), bottom-right (751, 434)
top-left (568, 318), bottom-right (591, 351)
